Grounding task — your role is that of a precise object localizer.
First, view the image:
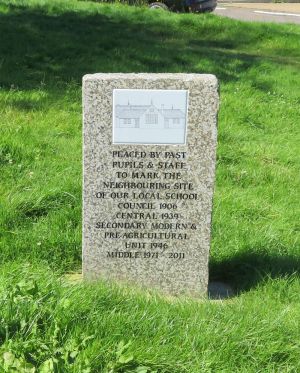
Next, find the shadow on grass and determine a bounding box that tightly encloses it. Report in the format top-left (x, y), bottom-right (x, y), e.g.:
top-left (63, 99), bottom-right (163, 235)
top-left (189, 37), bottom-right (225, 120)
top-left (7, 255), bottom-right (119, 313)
top-left (209, 252), bottom-right (300, 294)
top-left (0, 2), bottom-right (298, 98)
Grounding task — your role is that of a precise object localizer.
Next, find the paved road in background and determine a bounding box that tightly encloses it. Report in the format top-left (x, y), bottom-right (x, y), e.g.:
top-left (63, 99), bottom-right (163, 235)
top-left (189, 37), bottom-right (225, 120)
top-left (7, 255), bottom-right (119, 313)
top-left (215, 3), bottom-right (300, 24)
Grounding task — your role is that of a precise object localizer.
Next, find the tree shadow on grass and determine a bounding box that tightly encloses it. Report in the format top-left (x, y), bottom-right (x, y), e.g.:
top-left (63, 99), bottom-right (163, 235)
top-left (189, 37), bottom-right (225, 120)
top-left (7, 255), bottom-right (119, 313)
top-left (209, 251), bottom-right (300, 294)
top-left (0, 2), bottom-right (298, 98)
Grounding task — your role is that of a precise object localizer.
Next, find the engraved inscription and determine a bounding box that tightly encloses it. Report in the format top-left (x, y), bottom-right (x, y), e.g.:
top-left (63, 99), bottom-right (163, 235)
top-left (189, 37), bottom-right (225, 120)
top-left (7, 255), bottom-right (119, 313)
top-left (95, 150), bottom-right (198, 258)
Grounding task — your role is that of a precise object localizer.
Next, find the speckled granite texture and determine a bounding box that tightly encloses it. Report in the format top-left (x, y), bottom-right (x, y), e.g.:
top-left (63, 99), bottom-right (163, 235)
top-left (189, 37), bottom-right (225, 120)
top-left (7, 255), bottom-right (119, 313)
top-left (83, 73), bottom-right (219, 297)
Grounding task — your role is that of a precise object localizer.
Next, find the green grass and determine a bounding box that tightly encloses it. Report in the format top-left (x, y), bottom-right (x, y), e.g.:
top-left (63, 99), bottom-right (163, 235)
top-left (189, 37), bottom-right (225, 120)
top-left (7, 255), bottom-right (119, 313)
top-left (0, 0), bottom-right (300, 371)
top-left (1, 263), bottom-right (300, 372)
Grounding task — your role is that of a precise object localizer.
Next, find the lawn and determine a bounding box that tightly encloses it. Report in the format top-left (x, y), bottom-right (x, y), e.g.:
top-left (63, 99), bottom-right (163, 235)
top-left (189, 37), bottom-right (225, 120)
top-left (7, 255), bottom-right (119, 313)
top-left (0, 0), bottom-right (299, 371)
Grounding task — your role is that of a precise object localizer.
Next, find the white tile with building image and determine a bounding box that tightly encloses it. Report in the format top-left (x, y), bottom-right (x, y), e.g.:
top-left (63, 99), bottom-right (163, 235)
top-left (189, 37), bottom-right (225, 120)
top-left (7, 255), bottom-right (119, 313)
top-left (113, 89), bottom-right (188, 144)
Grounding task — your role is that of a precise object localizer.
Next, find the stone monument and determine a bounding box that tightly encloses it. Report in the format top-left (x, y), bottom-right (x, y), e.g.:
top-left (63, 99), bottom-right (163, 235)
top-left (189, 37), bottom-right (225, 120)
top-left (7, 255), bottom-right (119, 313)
top-left (83, 73), bottom-right (218, 296)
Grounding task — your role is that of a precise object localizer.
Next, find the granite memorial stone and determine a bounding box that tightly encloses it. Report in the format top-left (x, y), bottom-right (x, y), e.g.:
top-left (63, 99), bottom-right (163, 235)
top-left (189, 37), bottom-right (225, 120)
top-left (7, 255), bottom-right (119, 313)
top-left (83, 73), bottom-right (219, 296)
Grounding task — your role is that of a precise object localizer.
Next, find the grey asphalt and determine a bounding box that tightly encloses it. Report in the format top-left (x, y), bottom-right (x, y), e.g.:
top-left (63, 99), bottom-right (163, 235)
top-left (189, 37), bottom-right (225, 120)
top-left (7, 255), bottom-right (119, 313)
top-left (214, 4), bottom-right (300, 24)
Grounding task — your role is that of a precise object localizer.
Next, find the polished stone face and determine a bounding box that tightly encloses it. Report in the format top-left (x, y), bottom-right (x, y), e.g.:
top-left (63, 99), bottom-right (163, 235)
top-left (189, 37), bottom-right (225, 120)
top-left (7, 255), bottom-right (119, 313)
top-left (83, 73), bottom-right (219, 297)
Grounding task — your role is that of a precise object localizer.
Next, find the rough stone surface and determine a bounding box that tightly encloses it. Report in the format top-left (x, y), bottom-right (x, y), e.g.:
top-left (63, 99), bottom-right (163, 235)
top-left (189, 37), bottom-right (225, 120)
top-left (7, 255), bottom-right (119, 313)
top-left (83, 73), bottom-right (219, 297)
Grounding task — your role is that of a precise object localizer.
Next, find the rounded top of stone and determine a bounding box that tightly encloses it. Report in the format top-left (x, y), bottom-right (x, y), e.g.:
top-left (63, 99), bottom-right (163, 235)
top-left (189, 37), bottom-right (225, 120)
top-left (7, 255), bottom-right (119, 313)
top-left (83, 73), bottom-right (218, 87)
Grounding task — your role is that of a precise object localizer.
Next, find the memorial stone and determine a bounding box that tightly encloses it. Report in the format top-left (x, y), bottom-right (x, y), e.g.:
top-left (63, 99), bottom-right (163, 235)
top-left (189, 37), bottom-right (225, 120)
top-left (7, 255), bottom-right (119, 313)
top-left (83, 73), bottom-right (218, 296)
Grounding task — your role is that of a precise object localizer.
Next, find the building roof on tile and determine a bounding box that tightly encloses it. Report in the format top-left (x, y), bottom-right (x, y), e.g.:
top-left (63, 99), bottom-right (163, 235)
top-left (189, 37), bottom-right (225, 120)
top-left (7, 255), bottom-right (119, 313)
top-left (160, 109), bottom-right (185, 119)
top-left (115, 104), bottom-right (185, 119)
